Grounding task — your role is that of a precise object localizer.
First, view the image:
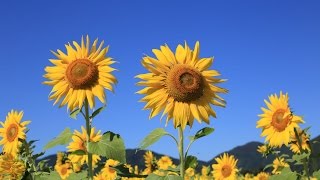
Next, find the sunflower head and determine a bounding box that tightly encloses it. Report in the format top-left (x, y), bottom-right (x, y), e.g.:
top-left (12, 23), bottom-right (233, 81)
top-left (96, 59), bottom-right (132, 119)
top-left (0, 153), bottom-right (26, 179)
top-left (0, 110), bottom-right (30, 157)
top-left (254, 172), bottom-right (269, 180)
top-left (56, 163), bottom-right (73, 180)
top-left (67, 126), bottom-right (102, 167)
top-left (101, 159), bottom-right (120, 179)
top-left (272, 157), bottom-right (289, 174)
top-left (256, 92), bottom-right (304, 147)
top-left (44, 35), bottom-right (117, 111)
top-left (136, 42), bottom-right (227, 129)
top-left (157, 156), bottom-right (173, 170)
top-left (212, 153), bottom-right (238, 180)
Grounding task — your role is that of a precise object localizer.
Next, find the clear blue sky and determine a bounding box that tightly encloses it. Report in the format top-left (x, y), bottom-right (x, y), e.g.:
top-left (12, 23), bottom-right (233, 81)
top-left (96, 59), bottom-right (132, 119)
top-left (0, 1), bottom-right (319, 161)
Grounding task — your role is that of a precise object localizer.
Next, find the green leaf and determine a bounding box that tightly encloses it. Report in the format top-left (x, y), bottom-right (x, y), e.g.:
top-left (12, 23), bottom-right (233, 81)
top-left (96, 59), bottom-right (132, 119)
top-left (269, 168), bottom-right (297, 180)
top-left (71, 149), bottom-right (86, 155)
top-left (263, 163), bottom-right (274, 171)
top-left (88, 131), bottom-right (126, 163)
top-left (70, 108), bottom-right (81, 119)
top-left (36, 171), bottom-right (61, 180)
top-left (146, 173), bottom-right (183, 180)
top-left (184, 155), bottom-right (198, 169)
top-left (90, 106), bottom-right (105, 119)
top-left (292, 153), bottom-right (310, 165)
top-left (190, 127), bottom-right (214, 141)
top-left (139, 128), bottom-right (169, 150)
top-left (67, 171), bottom-right (88, 180)
top-left (313, 170), bottom-right (320, 179)
top-left (43, 128), bottom-right (73, 150)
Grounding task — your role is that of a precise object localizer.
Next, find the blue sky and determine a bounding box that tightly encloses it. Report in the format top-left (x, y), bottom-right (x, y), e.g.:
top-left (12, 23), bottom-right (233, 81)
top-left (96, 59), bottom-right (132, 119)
top-left (0, 1), bottom-right (319, 161)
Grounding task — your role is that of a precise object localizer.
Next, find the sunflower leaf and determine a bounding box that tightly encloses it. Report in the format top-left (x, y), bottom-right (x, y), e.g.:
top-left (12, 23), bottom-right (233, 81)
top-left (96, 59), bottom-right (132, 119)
top-left (71, 149), bottom-right (86, 155)
top-left (88, 131), bottom-right (126, 163)
top-left (70, 108), bottom-right (81, 119)
top-left (146, 173), bottom-right (183, 180)
top-left (138, 128), bottom-right (169, 150)
top-left (269, 167), bottom-right (297, 180)
top-left (184, 155), bottom-right (198, 169)
top-left (189, 127), bottom-right (214, 141)
top-left (313, 170), bottom-right (320, 179)
top-left (90, 106), bottom-right (105, 119)
top-left (43, 128), bottom-right (73, 150)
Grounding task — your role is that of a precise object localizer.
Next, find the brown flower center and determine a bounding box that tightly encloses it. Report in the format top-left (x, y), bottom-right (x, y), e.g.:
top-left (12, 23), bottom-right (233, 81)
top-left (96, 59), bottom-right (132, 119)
top-left (60, 166), bottom-right (68, 175)
top-left (271, 109), bottom-right (292, 132)
top-left (6, 124), bottom-right (18, 142)
top-left (166, 65), bottom-right (204, 102)
top-left (221, 165), bottom-right (232, 177)
top-left (66, 59), bottom-right (98, 89)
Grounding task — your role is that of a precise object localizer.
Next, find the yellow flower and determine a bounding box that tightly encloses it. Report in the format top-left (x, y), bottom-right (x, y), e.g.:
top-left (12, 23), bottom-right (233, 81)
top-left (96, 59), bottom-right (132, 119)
top-left (94, 172), bottom-right (105, 180)
top-left (289, 128), bottom-right (310, 154)
top-left (212, 153), bottom-right (238, 180)
top-left (143, 151), bottom-right (155, 174)
top-left (185, 167), bottom-right (195, 179)
top-left (44, 35), bottom-right (117, 111)
top-left (101, 159), bottom-right (119, 180)
top-left (257, 145), bottom-right (267, 154)
top-left (0, 110), bottom-right (30, 156)
top-left (67, 126), bottom-right (101, 167)
top-left (136, 42), bottom-right (227, 129)
top-left (56, 163), bottom-right (72, 180)
top-left (244, 173), bottom-right (254, 180)
top-left (157, 156), bottom-right (173, 170)
top-left (0, 153), bottom-right (26, 179)
top-left (256, 92), bottom-right (304, 147)
top-left (272, 157), bottom-right (289, 174)
top-left (254, 172), bottom-right (269, 180)
top-left (54, 152), bottom-right (65, 170)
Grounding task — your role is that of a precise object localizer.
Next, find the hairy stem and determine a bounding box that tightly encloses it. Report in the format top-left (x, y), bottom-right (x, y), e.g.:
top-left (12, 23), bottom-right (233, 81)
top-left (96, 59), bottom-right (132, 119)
top-left (84, 99), bottom-right (93, 180)
top-left (178, 126), bottom-right (185, 179)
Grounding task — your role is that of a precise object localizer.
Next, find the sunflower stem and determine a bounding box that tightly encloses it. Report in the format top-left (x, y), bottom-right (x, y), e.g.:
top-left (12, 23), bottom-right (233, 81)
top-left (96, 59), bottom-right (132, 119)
top-left (84, 99), bottom-right (93, 180)
top-left (294, 128), bottom-right (309, 179)
top-left (178, 126), bottom-right (185, 179)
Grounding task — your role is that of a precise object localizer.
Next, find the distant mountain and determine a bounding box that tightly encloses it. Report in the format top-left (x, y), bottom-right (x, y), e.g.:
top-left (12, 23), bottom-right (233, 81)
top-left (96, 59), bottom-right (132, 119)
top-left (39, 135), bottom-right (320, 173)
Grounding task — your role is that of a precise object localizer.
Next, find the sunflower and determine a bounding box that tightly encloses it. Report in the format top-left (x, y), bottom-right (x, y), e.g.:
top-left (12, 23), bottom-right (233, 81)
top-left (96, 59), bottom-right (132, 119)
top-left (0, 153), bottom-right (26, 179)
top-left (56, 163), bottom-right (73, 180)
top-left (136, 42), bottom-right (227, 129)
top-left (272, 157), bottom-right (289, 174)
top-left (43, 35), bottom-right (117, 111)
top-left (185, 167), bottom-right (195, 180)
top-left (67, 126), bottom-right (101, 167)
top-left (289, 128), bottom-right (310, 154)
top-left (257, 145), bottom-right (268, 154)
top-left (212, 153), bottom-right (238, 180)
top-left (143, 151), bottom-right (155, 174)
top-left (157, 156), bottom-right (173, 170)
top-left (0, 110), bottom-right (30, 156)
top-left (101, 159), bottom-right (120, 180)
top-left (254, 172), bottom-right (269, 180)
top-left (256, 92), bottom-right (304, 147)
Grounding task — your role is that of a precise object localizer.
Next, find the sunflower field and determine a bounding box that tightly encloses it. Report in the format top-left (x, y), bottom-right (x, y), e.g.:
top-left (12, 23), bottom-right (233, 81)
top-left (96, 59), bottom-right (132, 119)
top-left (0, 35), bottom-right (319, 180)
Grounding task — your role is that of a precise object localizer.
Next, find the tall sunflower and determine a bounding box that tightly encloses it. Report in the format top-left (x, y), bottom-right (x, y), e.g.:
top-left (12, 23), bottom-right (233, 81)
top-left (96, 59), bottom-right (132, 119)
top-left (67, 126), bottom-right (101, 167)
top-left (212, 153), bottom-right (238, 180)
top-left (0, 110), bottom-right (30, 156)
top-left (136, 42), bottom-right (227, 129)
top-left (256, 92), bottom-right (304, 147)
top-left (44, 35), bottom-right (117, 111)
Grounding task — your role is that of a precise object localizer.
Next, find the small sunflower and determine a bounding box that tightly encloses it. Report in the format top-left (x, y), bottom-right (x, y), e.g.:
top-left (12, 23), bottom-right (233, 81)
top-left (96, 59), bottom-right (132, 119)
top-left (0, 153), bottom-right (26, 179)
top-left (289, 128), bottom-right (310, 154)
top-left (157, 156), bottom-right (173, 170)
top-left (67, 126), bottom-right (101, 167)
top-left (257, 145), bottom-right (268, 155)
top-left (212, 153), bottom-right (238, 180)
top-left (143, 151), bottom-right (155, 174)
top-left (44, 35), bottom-right (117, 111)
top-left (256, 92), bottom-right (304, 147)
top-left (101, 159), bottom-right (119, 180)
top-left (136, 42), bottom-right (227, 129)
top-left (272, 157), bottom-right (289, 174)
top-left (254, 172), bottom-right (269, 180)
top-left (0, 110), bottom-right (30, 156)
top-left (56, 163), bottom-right (73, 180)
top-left (185, 167), bottom-right (195, 180)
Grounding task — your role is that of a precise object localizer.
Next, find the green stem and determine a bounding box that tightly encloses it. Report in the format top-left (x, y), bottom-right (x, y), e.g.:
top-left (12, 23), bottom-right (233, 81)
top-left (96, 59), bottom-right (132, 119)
top-left (294, 128), bottom-right (309, 179)
top-left (84, 99), bottom-right (93, 180)
top-left (178, 126), bottom-right (185, 179)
